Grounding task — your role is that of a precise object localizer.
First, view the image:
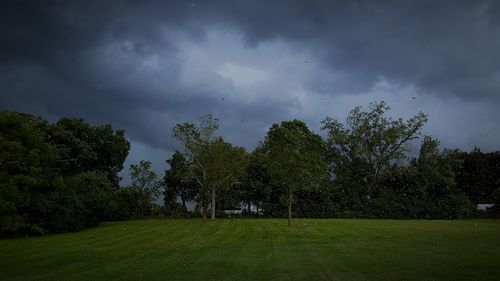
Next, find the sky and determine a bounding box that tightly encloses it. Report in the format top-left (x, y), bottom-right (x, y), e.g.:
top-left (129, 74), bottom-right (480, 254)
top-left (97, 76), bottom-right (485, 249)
top-left (1, 0), bottom-right (500, 183)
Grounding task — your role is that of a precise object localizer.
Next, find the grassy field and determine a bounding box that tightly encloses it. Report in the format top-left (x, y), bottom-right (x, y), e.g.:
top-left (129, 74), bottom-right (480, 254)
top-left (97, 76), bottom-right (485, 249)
top-left (1, 219), bottom-right (499, 281)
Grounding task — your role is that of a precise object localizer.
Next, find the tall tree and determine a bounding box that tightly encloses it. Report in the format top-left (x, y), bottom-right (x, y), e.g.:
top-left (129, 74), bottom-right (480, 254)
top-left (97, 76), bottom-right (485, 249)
top-left (129, 160), bottom-right (161, 217)
top-left (164, 151), bottom-right (197, 214)
top-left (51, 118), bottom-right (130, 186)
top-left (172, 114), bottom-right (247, 221)
top-left (456, 149), bottom-right (500, 204)
top-left (322, 101), bottom-right (428, 178)
top-left (200, 138), bottom-right (247, 220)
top-left (0, 111), bottom-right (59, 235)
top-left (60, 171), bottom-right (115, 230)
top-left (240, 149), bottom-right (271, 215)
top-left (414, 136), bottom-right (473, 218)
top-left (1, 111), bottom-right (131, 235)
top-left (259, 119), bottom-right (327, 227)
top-left (321, 101), bottom-right (428, 212)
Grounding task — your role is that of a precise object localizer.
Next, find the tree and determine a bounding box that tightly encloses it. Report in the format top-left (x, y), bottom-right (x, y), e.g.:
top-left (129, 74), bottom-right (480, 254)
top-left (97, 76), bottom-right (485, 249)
top-left (239, 149), bottom-right (271, 215)
top-left (413, 136), bottom-right (473, 218)
top-left (51, 118), bottom-right (130, 186)
top-left (129, 160), bottom-right (161, 217)
top-left (322, 101), bottom-right (427, 177)
top-left (0, 111), bottom-right (132, 236)
top-left (57, 171), bottom-right (115, 231)
top-left (259, 119), bottom-right (327, 227)
top-left (0, 111), bottom-right (59, 235)
top-left (200, 138), bottom-right (247, 220)
top-left (455, 149), bottom-right (500, 205)
top-left (172, 114), bottom-right (247, 221)
top-left (321, 101), bottom-right (427, 213)
top-left (164, 151), bottom-right (197, 214)
top-left (112, 187), bottom-right (144, 220)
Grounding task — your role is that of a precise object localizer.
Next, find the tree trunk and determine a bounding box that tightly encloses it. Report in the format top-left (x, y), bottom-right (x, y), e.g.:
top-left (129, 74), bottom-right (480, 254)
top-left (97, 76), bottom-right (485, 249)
top-left (211, 186), bottom-right (216, 220)
top-left (141, 198), bottom-right (145, 218)
top-left (202, 206), bottom-right (207, 222)
top-left (288, 189), bottom-right (292, 228)
top-left (182, 198), bottom-right (187, 214)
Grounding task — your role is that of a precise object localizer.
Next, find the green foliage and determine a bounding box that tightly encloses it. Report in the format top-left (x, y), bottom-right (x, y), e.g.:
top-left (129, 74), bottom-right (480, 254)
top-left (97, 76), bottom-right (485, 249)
top-left (0, 111), bottom-right (131, 236)
top-left (172, 115), bottom-right (248, 220)
top-left (258, 119), bottom-right (327, 226)
top-left (111, 187), bottom-right (145, 219)
top-left (293, 186), bottom-right (339, 218)
top-left (413, 137), bottom-right (474, 218)
top-left (321, 101), bottom-right (427, 187)
top-left (129, 160), bottom-right (162, 217)
top-left (164, 151), bottom-right (195, 212)
top-left (456, 149), bottom-right (500, 204)
top-left (0, 111), bottom-right (59, 235)
top-left (50, 171), bottom-right (115, 232)
top-left (3, 101), bottom-right (500, 237)
top-left (366, 136), bottom-right (474, 219)
top-left (320, 101), bottom-right (428, 216)
top-left (239, 149), bottom-right (272, 214)
top-left (52, 118), bottom-right (130, 186)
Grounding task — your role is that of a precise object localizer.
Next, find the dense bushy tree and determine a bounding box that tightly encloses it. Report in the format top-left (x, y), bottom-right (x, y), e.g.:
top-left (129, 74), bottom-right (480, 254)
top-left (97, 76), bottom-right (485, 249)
top-left (52, 118), bottom-right (130, 186)
top-left (456, 149), bottom-right (500, 204)
top-left (321, 101), bottom-right (428, 215)
top-left (321, 101), bottom-right (427, 178)
top-left (0, 112), bottom-right (60, 235)
top-left (293, 183), bottom-right (338, 218)
top-left (258, 119), bottom-right (327, 227)
top-left (415, 137), bottom-right (461, 199)
top-left (53, 171), bottom-right (116, 232)
top-left (0, 111), bottom-right (131, 236)
top-left (372, 137), bottom-right (474, 219)
top-left (239, 149), bottom-right (272, 215)
top-left (111, 187), bottom-right (145, 220)
top-left (164, 151), bottom-right (197, 215)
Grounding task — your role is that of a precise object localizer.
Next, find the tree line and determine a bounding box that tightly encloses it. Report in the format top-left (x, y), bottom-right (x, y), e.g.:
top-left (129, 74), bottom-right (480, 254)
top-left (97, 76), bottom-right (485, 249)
top-left (164, 102), bottom-right (500, 226)
top-left (1, 101), bottom-right (499, 235)
top-left (0, 111), bottom-right (156, 236)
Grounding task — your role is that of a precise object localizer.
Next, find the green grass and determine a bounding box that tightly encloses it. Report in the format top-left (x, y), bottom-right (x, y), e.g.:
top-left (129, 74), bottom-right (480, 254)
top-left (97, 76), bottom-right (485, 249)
top-left (1, 219), bottom-right (500, 281)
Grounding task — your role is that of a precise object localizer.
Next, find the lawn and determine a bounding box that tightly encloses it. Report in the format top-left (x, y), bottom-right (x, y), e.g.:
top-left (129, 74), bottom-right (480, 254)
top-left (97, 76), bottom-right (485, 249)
top-left (1, 219), bottom-right (499, 281)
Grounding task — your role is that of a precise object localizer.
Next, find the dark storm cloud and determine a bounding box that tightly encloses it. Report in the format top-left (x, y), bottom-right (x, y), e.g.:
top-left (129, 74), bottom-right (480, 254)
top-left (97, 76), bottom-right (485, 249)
top-left (1, 0), bottom-right (500, 166)
top-left (0, 0), bottom-right (294, 149)
top-left (4, 1), bottom-right (500, 96)
top-left (212, 0), bottom-right (500, 98)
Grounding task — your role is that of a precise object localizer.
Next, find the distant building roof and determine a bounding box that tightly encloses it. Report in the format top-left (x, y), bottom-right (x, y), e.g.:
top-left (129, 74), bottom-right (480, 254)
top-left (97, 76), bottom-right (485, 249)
top-left (477, 203), bottom-right (495, 210)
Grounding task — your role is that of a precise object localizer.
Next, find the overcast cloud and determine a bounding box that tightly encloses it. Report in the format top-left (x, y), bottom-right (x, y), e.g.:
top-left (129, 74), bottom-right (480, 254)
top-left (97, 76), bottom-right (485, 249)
top-left (1, 0), bottom-right (499, 181)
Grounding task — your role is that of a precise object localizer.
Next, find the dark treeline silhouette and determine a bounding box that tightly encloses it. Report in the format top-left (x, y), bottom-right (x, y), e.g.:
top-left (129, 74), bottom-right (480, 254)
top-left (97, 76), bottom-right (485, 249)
top-left (164, 102), bottom-right (500, 226)
top-left (1, 101), bottom-right (499, 235)
top-left (0, 111), bottom-right (136, 236)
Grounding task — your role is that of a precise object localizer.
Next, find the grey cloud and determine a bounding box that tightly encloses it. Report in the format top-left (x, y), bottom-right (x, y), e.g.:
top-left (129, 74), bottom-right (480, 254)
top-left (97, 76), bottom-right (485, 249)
top-left (204, 1), bottom-right (500, 99)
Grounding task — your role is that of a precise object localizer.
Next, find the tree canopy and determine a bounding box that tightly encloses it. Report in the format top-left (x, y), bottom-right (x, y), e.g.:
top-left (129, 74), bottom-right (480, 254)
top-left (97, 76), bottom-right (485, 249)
top-left (172, 114), bottom-right (248, 221)
top-left (320, 101), bottom-right (428, 214)
top-left (0, 111), bottom-right (131, 236)
top-left (258, 119), bottom-right (327, 227)
top-left (2, 101), bottom-right (500, 236)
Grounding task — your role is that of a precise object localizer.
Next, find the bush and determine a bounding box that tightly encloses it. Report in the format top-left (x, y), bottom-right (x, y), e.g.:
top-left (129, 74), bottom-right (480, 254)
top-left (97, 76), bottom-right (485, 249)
top-left (109, 187), bottom-right (144, 220)
top-left (29, 225), bottom-right (45, 236)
